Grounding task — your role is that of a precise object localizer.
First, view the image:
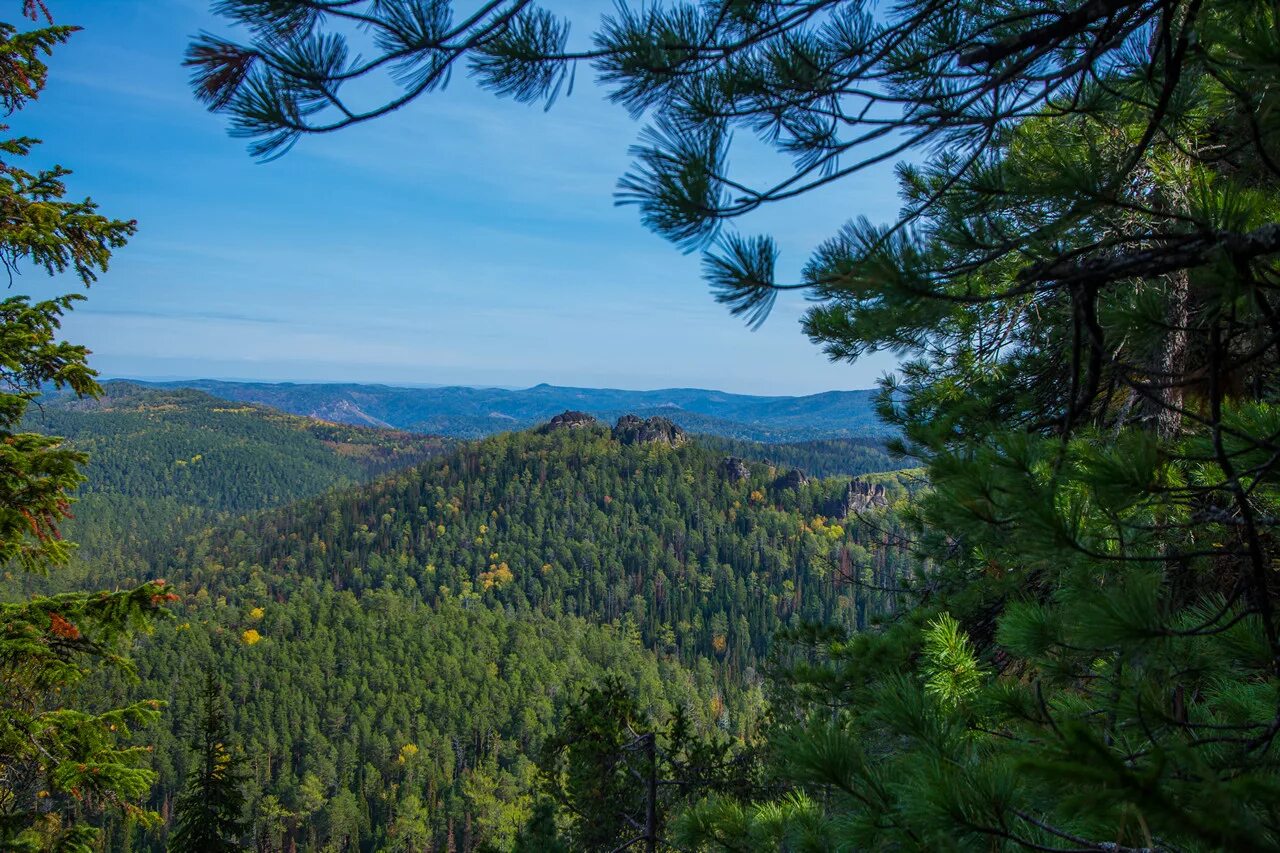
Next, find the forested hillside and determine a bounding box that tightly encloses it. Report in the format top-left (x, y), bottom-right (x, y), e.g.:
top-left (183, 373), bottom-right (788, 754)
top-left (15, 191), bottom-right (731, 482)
top-left (9, 384), bottom-right (453, 597)
top-left (695, 435), bottom-right (900, 478)
top-left (1, 0), bottom-right (1272, 847)
top-left (27, 382), bottom-right (452, 511)
top-left (108, 590), bottom-right (727, 851)
top-left (144, 417), bottom-right (915, 668)
top-left (32, 405), bottom-right (915, 851)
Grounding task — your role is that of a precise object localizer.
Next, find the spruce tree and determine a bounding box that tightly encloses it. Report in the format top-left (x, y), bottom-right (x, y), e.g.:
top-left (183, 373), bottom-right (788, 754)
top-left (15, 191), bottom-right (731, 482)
top-left (170, 673), bottom-right (249, 852)
top-left (0, 5), bottom-right (171, 849)
top-left (191, 0), bottom-right (1280, 848)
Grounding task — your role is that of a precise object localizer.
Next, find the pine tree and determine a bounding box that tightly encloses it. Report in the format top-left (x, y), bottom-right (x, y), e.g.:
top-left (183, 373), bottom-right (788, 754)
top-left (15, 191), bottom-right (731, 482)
top-left (190, 0), bottom-right (1280, 848)
top-left (0, 6), bottom-right (170, 849)
top-left (510, 801), bottom-right (569, 853)
top-left (539, 677), bottom-right (748, 852)
top-left (170, 673), bottom-right (250, 852)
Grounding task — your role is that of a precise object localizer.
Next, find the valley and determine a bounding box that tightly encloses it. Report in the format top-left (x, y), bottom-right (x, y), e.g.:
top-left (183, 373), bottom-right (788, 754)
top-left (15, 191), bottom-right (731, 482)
top-left (8, 2), bottom-right (1260, 846)
top-left (11, 385), bottom-right (916, 850)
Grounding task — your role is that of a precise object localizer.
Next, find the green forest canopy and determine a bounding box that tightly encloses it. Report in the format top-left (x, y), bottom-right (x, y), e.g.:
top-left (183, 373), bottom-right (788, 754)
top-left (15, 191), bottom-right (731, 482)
top-left (2, 0), bottom-right (1279, 848)
top-left (188, 0), bottom-right (1280, 849)
top-left (19, 389), bottom-right (915, 851)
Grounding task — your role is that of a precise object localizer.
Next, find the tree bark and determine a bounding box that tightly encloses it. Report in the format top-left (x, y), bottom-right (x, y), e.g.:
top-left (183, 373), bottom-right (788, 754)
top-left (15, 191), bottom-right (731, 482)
top-left (1145, 269), bottom-right (1190, 440)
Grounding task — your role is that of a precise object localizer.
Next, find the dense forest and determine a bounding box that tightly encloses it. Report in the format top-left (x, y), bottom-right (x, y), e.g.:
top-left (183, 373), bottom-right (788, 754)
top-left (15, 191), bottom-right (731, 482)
top-left (181, 0), bottom-right (1280, 844)
top-left (6, 0), bottom-right (1280, 849)
top-left (10, 384), bottom-right (451, 595)
top-left (26, 382), bottom-right (453, 512)
top-left (7, 388), bottom-right (917, 850)
top-left (695, 435), bottom-right (901, 479)
top-left (141, 418), bottom-right (915, 662)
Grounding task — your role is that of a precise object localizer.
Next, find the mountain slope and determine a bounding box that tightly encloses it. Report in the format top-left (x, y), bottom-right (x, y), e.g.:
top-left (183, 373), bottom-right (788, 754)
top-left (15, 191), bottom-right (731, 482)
top-left (129, 378), bottom-right (891, 441)
top-left (20, 403), bottom-right (916, 851)
top-left (152, 419), bottom-right (914, 668)
top-left (26, 382), bottom-right (452, 512)
top-left (14, 384), bottom-right (453, 596)
top-left (113, 423), bottom-right (912, 850)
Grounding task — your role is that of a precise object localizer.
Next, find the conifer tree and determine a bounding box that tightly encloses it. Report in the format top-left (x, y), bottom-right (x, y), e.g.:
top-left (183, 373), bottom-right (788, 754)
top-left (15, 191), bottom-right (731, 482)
top-left (0, 5), bottom-right (171, 849)
top-left (191, 0), bottom-right (1280, 848)
top-left (170, 673), bottom-right (249, 852)
top-left (539, 677), bottom-right (748, 851)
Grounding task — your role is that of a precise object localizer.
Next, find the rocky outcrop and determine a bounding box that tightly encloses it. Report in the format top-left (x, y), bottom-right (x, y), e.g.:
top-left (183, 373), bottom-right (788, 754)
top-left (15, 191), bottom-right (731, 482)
top-left (772, 468), bottom-right (809, 491)
top-left (721, 456), bottom-right (751, 483)
top-left (541, 410), bottom-right (599, 432)
top-left (824, 480), bottom-right (889, 519)
top-left (612, 414), bottom-right (687, 446)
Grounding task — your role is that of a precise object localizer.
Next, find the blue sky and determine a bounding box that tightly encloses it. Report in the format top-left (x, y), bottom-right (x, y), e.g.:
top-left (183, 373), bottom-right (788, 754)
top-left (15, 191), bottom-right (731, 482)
top-left (23, 1), bottom-right (904, 395)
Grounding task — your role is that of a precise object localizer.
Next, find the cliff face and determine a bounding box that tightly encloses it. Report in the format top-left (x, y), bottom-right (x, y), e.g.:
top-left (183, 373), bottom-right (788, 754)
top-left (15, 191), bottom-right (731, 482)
top-left (612, 414), bottom-right (688, 446)
top-left (825, 480), bottom-right (889, 518)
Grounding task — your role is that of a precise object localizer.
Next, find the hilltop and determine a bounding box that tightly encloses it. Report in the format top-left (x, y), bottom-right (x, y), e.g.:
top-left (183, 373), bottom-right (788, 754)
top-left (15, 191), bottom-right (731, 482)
top-left (26, 382), bottom-right (452, 513)
top-left (22, 399), bottom-right (916, 851)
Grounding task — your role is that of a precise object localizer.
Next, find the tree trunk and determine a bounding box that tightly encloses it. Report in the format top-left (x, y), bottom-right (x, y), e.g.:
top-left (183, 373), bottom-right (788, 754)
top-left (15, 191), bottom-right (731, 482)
top-left (1144, 269), bottom-right (1190, 440)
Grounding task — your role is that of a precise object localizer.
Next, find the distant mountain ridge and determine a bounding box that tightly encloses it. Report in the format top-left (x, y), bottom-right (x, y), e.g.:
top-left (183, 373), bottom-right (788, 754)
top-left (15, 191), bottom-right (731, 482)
top-left (119, 378), bottom-right (889, 441)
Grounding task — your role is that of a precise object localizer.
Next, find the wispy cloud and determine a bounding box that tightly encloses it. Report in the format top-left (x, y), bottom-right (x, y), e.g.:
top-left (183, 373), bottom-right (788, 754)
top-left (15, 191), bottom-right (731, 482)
top-left (80, 307), bottom-right (287, 325)
top-left (36, 0), bottom-right (902, 396)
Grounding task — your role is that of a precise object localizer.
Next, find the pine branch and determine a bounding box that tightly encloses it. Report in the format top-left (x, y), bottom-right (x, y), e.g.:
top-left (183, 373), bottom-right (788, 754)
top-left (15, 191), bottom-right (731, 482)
top-left (1022, 223), bottom-right (1280, 285)
top-left (959, 0), bottom-right (1150, 67)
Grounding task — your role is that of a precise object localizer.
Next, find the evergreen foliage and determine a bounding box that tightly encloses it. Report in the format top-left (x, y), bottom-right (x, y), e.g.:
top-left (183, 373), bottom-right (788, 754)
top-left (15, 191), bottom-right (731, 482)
top-left (147, 423), bottom-right (913, 667)
top-left (25, 383), bottom-right (451, 513)
top-left (121, 568), bottom-right (746, 851)
top-left (191, 0), bottom-right (1280, 849)
top-left (170, 674), bottom-right (249, 852)
top-left (7, 384), bottom-right (451, 616)
top-left (28, 400), bottom-right (913, 851)
top-left (539, 677), bottom-right (749, 852)
top-left (0, 6), bottom-right (169, 849)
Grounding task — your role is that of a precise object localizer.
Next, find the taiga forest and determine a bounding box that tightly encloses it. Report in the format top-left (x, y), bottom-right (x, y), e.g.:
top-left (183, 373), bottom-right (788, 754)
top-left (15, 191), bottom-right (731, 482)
top-left (2, 0), bottom-right (1279, 851)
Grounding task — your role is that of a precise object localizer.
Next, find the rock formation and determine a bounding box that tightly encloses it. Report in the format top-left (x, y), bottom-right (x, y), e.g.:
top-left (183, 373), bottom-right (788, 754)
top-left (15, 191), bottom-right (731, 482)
top-left (541, 410), bottom-right (599, 432)
top-left (612, 414), bottom-right (687, 446)
top-left (721, 456), bottom-right (751, 483)
top-left (824, 480), bottom-right (889, 518)
top-left (772, 468), bottom-right (809, 491)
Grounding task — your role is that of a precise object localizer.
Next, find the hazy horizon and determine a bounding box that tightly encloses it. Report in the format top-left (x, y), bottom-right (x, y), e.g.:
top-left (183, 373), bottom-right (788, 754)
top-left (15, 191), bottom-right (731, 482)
top-left (101, 373), bottom-right (880, 398)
